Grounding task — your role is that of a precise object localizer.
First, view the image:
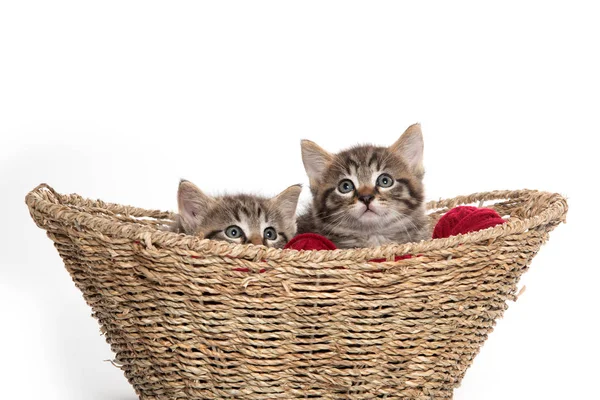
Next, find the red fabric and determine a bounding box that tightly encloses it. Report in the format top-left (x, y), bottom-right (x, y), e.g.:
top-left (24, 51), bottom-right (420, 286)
top-left (370, 254), bottom-right (413, 262)
top-left (432, 206), bottom-right (505, 239)
top-left (284, 233), bottom-right (337, 251)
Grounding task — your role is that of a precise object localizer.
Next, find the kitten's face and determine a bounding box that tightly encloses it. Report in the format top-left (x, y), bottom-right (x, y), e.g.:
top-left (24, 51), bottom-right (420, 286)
top-left (176, 181), bottom-right (302, 248)
top-left (301, 123), bottom-right (425, 234)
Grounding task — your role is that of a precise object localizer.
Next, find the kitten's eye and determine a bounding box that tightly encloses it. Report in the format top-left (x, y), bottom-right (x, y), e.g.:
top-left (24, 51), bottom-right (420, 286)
top-left (264, 227), bottom-right (277, 241)
top-left (337, 179), bottom-right (355, 194)
top-left (225, 225), bottom-right (244, 239)
top-left (376, 173), bottom-right (394, 188)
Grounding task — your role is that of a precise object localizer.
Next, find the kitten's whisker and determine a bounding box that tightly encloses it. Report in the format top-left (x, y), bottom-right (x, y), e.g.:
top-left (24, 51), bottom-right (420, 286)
top-left (324, 212), bottom-right (351, 232)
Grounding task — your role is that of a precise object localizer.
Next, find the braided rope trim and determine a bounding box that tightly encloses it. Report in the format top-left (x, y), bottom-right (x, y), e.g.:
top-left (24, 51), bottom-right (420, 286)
top-left (26, 183), bottom-right (568, 264)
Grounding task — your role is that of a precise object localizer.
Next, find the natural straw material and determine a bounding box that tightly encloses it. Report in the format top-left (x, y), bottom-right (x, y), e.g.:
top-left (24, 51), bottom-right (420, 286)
top-left (26, 184), bottom-right (567, 399)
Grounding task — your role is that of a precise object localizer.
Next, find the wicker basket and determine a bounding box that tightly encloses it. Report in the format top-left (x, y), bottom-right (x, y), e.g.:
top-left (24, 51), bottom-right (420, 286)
top-left (25, 184), bottom-right (567, 399)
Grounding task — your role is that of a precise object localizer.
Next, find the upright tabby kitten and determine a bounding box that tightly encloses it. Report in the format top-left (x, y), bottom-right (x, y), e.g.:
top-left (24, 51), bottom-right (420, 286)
top-left (174, 180), bottom-right (302, 248)
top-left (297, 123), bottom-right (429, 248)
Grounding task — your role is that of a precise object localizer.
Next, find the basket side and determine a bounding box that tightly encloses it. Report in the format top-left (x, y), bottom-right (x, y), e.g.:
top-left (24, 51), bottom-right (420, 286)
top-left (25, 184), bottom-right (568, 399)
top-left (25, 185), bottom-right (180, 397)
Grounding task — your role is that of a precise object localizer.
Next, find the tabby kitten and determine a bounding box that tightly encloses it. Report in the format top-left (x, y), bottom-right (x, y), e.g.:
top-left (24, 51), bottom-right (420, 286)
top-left (174, 180), bottom-right (302, 248)
top-left (297, 123), bottom-right (429, 248)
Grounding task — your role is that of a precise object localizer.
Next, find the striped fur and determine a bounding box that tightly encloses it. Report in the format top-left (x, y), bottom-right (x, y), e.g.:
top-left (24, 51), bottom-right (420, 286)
top-left (174, 180), bottom-right (301, 248)
top-left (297, 123), bottom-right (429, 248)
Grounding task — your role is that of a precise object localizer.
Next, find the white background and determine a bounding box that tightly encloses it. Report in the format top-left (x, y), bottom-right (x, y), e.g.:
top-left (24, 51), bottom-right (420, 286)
top-left (1, 1), bottom-right (598, 399)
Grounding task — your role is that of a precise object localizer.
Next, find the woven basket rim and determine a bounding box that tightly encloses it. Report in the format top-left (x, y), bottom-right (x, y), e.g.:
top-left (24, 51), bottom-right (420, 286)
top-left (25, 183), bottom-right (568, 263)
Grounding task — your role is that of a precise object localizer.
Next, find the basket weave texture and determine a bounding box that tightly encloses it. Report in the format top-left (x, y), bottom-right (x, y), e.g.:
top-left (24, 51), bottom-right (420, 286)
top-left (26, 184), bottom-right (567, 399)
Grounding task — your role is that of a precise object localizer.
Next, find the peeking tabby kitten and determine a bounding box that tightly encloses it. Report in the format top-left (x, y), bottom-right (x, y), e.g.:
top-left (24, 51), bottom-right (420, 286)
top-left (174, 180), bottom-right (302, 248)
top-left (297, 123), bottom-right (429, 248)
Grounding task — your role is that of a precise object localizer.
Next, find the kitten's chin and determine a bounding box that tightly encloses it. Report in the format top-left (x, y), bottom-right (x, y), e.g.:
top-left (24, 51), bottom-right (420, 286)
top-left (352, 203), bottom-right (383, 222)
top-left (355, 209), bottom-right (384, 227)
top-left (359, 210), bottom-right (379, 220)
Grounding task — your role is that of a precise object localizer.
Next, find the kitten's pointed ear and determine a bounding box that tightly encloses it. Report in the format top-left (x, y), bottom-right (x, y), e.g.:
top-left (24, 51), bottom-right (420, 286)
top-left (301, 140), bottom-right (333, 185)
top-left (177, 179), bottom-right (213, 233)
top-left (271, 184), bottom-right (302, 221)
top-left (389, 123), bottom-right (424, 178)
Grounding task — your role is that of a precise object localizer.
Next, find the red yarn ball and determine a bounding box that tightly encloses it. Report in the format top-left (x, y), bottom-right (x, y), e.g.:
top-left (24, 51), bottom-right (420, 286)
top-left (284, 233), bottom-right (337, 251)
top-left (432, 206), bottom-right (505, 239)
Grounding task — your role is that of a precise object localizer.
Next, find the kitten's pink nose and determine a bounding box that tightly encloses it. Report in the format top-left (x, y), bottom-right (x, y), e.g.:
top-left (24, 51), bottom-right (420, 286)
top-left (248, 235), bottom-right (263, 245)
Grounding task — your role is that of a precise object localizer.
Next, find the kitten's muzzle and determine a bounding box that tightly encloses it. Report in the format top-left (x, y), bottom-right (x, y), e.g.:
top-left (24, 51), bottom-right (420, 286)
top-left (358, 194), bottom-right (375, 206)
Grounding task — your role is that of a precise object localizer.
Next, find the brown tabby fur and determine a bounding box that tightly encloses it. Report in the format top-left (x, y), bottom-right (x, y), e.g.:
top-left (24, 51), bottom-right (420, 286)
top-left (173, 180), bottom-right (302, 248)
top-left (297, 123), bottom-right (429, 248)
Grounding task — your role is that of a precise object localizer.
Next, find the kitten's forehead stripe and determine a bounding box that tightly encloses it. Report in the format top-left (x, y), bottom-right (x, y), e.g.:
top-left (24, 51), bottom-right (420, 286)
top-left (368, 152), bottom-right (380, 170)
top-left (241, 206), bottom-right (250, 217)
top-left (346, 159), bottom-right (359, 175)
top-left (336, 147), bottom-right (393, 184)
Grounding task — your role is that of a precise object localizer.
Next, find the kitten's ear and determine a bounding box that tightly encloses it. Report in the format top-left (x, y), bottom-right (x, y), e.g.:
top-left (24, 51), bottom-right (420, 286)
top-left (301, 140), bottom-right (333, 185)
top-left (389, 123), bottom-right (424, 178)
top-left (271, 184), bottom-right (302, 221)
top-left (177, 179), bottom-right (213, 233)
